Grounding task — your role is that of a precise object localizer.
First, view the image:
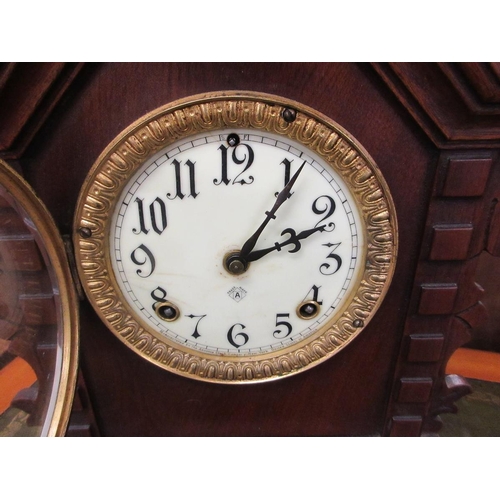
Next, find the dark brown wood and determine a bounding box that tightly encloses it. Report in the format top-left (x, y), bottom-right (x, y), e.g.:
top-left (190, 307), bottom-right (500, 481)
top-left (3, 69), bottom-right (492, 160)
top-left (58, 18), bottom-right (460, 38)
top-left (0, 63), bottom-right (84, 160)
top-left (450, 63), bottom-right (500, 105)
top-left (389, 416), bottom-right (423, 437)
top-left (407, 334), bottom-right (445, 363)
top-left (428, 374), bottom-right (472, 431)
top-left (372, 63), bottom-right (500, 148)
top-left (383, 148), bottom-right (497, 435)
top-left (486, 202), bottom-right (500, 255)
top-left (418, 284), bottom-right (458, 315)
top-left (429, 224), bottom-right (473, 261)
top-left (2, 62), bottom-right (498, 436)
top-left (65, 370), bottom-right (100, 437)
top-left (441, 158), bottom-right (492, 197)
top-left (25, 62), bottom-right (434, 436)
top-left (397, 378), bottom-right (434, 403)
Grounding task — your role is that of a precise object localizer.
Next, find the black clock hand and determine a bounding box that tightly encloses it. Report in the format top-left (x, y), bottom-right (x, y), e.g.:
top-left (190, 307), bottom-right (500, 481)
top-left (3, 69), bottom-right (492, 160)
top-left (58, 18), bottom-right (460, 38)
top-left (245, 224), bottom-right (327, 263)
top-left (238, 161), bottom-right (305, 263)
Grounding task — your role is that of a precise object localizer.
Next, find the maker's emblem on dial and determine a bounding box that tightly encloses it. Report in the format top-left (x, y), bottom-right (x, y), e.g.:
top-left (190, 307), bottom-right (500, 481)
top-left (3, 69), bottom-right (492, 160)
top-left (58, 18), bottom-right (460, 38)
top-left (228, 287), bottom-right (247, 303)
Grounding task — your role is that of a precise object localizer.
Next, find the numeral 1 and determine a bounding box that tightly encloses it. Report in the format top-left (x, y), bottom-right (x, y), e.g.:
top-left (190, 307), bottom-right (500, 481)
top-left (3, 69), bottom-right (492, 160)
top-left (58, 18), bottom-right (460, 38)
top-left (275, 158), bottom-right (293, 197)
top-left (275, 159), bottom-right (305, 197)
top-left (214, 145), bottom-right (230, 186)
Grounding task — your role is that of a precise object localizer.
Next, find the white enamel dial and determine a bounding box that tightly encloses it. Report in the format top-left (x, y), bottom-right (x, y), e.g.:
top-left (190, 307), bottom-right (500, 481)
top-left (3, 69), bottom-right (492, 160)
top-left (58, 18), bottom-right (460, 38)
top-left (110, 129), bottom-right (365, 356)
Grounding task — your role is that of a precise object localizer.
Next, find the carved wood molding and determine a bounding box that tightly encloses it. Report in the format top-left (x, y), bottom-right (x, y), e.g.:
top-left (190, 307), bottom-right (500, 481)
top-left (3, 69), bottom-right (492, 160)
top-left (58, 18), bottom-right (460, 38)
top-left (372, 63), bottom-right (500, 149)
top-left (0, 63), bottom-right (85, 160)
top-left (384, 150), bottom-right (497, 436)
top-left (66, 370), bottom-right (100, 436)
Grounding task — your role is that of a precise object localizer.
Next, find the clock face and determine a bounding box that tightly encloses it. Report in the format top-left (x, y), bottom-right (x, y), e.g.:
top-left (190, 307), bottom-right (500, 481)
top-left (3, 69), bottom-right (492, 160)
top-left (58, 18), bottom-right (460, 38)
top-left (110, 129), bottom-right (364, 356)
top-left (74, 92), bottom-right (397, 383)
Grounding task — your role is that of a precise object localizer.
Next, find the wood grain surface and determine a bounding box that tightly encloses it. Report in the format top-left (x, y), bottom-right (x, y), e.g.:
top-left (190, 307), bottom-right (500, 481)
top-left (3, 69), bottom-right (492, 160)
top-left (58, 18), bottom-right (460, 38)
top-left (4, 62), bottom-right (496, 436)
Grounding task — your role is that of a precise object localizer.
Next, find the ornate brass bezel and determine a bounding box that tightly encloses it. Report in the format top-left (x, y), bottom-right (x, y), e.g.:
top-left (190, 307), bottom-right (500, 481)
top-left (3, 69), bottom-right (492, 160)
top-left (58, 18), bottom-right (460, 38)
top-left (0, 159), bottom-right (79, 435)
top-left (73, 91), bottom-right (398, 384)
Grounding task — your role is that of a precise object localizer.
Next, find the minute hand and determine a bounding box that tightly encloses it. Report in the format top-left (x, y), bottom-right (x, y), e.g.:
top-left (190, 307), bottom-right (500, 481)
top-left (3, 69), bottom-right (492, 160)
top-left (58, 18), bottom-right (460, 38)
top-left (245, 225), bottom-right (327, 263)
top-left (239, 162), bottom-right (305, 262)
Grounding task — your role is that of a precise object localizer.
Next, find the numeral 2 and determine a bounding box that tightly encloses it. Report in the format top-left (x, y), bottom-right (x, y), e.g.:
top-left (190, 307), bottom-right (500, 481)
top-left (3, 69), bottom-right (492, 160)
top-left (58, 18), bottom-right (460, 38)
top-left (312, 195), bottom-right (336, 232)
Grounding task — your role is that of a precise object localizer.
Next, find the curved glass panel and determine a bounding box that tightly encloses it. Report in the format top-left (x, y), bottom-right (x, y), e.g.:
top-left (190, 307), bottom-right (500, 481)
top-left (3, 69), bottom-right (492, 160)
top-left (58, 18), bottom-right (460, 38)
top-left (0, 160), bottom-right (78, 436)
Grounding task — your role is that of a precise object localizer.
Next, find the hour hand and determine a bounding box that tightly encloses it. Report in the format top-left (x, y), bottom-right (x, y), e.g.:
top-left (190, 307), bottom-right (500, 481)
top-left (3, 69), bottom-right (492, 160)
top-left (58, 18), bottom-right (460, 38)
top-left (245, 225), bottom-right (327, 263)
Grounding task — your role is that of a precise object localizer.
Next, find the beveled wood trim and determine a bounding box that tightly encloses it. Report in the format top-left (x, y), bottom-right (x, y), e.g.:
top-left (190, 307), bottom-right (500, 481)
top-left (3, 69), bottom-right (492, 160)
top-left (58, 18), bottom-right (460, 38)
top-left (0, 63), bottom-right (86, 160)
top-left (372, 63), bottom-right (500, 148)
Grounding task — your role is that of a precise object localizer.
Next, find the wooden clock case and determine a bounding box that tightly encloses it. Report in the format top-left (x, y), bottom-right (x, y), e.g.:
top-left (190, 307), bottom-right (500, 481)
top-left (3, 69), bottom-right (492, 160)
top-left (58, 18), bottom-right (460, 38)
top-left (1, 62), bottom-right (498, 436)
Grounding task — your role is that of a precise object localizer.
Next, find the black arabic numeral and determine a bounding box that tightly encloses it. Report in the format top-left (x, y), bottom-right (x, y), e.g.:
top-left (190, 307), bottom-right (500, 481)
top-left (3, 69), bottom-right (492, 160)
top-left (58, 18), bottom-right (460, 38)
top-left (132, 198), bottom-right (149, 235)
top-left (214, 144), bottom-right (230, 186)
top-left (130, 244), bottom-right (156, 278)
top-left (132, 197), bottom-right (167, 235)
top-left (304, 285), bottom-right (323, 305)
top-left (231, 144), bottom-right (254, 185)
top-left (185, 314), bottom-right (207, 339)
top-left (227, 323), bottom-right (249, 348)
top-left (320, 242), bottom-right (342, 275)
top-left (150, 286), bottom-right (168, 313)
top-left (167, 159), bottom-right (199, 200)
top-left (275, 158), bottom-right (295, 197)
top-left (214, 143), bottom-right (254, 186)
top-left (149, 197), bottom-right (168, 234)
top-left (273, 313), bottom-right (293, 339)
top-left (312, 195), bottom-right (336, 232)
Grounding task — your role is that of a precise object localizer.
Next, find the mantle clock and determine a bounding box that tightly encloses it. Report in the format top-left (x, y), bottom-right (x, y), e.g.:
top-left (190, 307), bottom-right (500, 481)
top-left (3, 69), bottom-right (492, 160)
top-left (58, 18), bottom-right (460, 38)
top-left (1, 62), bottom-right (498, 436)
